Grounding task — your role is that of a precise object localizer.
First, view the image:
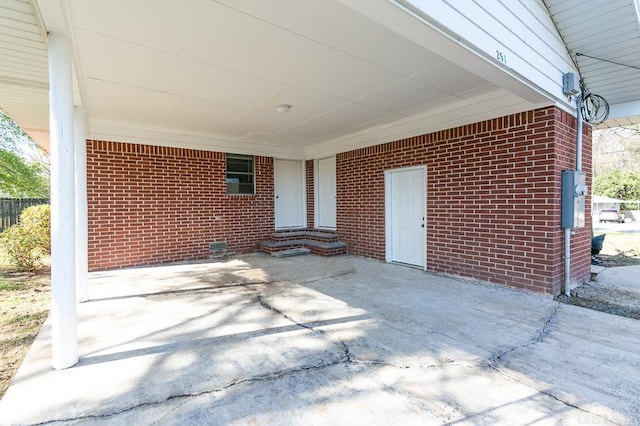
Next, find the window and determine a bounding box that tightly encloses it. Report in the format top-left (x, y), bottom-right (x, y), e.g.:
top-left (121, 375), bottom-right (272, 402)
top-left (226, 154), bottom-right (254, 194)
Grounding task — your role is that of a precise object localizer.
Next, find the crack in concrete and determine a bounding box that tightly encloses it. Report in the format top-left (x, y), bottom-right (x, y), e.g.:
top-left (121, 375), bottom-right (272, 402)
top-left (245, 284), bottom-right (481, 375)
top-left (36, 285), bottom-right (595, 424)
top-left (243, 283), bottom-right (484, 423)
top-left (299, 268), bottom-right (356, 284)
top-left (488, 365), bottom-right (617, 424)
top-left (243, 284), bottom-right (354, 363)
top-left (489, 302), bottom-right (560, 367)
top-left (33, 283), bottom-right (358, 425)
top-left (33, 359), bottom-right (348, 425)
top-left (485, 303), bottom-right (615, 424)
top-left (149, 397), bottom-right (190, 425)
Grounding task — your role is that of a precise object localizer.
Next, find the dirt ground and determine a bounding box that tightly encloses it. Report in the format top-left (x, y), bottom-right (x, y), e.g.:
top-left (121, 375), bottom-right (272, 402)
top-left (595, 253), bottom-right (640, 267)
top-left (560, 286), bottom-right (640, 320)
top-left (558, 252), bottom-right (640, 320)
top-left (557, 226), bottom-right (640, 319)
top-left (0, 243), bottom-right (51, 400)
top-left (0, 273), bottom-right (50, 399)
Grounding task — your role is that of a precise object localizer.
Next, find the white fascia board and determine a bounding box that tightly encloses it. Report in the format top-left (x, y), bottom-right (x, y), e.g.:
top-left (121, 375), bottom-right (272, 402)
top-left (88, 120), bottom-right (306, 160)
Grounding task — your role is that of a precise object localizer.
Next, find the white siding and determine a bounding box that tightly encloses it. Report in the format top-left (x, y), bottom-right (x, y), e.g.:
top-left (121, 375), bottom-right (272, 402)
top-left (399, 0), bottom-right (577, 107)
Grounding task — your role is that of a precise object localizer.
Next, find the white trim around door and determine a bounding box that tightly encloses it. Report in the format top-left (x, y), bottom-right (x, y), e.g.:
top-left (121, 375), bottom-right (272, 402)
top-left (314, 156), bottom-right (337, 229)
top-left (385, 166), bottom-right (427, 269)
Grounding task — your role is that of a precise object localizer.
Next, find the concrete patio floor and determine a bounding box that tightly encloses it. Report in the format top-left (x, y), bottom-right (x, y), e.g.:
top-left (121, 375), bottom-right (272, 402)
top-left (1, 254), bottom-right (639, 425)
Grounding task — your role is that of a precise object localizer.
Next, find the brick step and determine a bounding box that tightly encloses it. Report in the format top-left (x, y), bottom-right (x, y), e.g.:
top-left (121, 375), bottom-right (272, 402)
top-left (270, 231), bottom-right (308, 242)
top-left (304, 239), bottom-right (347, 256)
top-left (261, 230), bottom-right (347, 257)
top-left (270, 247), bottom-right (312, 258)
top-left (260, 239), bottom-right (306, 253)
top-left (305, 230), bottom-right (339, 243)
top-left (271, 229), bottom-right (339, 243)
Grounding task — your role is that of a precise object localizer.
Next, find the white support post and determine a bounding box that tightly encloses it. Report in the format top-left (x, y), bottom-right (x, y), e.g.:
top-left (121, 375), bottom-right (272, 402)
top-left (74, 107), bottom-right (88, 302)
top-left (48, 33), bottom-right (79, 369)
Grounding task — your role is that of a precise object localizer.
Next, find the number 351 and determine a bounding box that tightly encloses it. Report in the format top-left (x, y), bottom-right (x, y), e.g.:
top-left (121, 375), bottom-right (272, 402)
top-left (496, 50), bottom-right (507, 64)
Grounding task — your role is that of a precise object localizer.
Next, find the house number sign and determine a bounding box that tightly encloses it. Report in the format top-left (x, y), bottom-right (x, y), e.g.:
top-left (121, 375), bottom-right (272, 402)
top-left (496, 50), bottom-right (507, 64)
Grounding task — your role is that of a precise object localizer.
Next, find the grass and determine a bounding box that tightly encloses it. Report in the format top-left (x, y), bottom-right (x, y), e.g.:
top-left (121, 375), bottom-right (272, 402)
top-left (0, 240), bottom-right (50, 400)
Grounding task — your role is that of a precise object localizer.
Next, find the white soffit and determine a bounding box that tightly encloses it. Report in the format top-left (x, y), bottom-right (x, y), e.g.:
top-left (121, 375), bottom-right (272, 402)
top-left (0, 0), bottom-right (49, 149)
top-left (544, 0), bottom-right (640, 127)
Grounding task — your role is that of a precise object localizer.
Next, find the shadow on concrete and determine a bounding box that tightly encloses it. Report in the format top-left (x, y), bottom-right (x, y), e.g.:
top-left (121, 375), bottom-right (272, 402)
top-left (0, 254), bottom-right (638, 425)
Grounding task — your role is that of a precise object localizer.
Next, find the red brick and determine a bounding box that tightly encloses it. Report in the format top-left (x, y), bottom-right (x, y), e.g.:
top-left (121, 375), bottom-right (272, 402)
top-left (336, 106), bottom-right (591, 295)
top-left (86, 141), bottom-right (274, 270)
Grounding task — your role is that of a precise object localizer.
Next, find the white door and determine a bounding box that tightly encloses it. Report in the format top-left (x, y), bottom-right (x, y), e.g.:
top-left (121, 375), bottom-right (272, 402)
top-left (275, 159), bottom-right (305, 229)
top-left (386, 167), bottom-right (426, 267)
top-left (316, 157), bottom-right (336, 229)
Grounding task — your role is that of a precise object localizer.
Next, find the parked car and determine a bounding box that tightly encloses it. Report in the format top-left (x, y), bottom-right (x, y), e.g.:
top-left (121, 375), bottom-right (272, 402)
top-left (598, 209), bottom-right (625, 223)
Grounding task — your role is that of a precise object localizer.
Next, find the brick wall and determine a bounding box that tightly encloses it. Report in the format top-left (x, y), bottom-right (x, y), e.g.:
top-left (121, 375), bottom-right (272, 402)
top-left (337, 107), bottom-right (591, 295)
top-left (86, 106), bottom-right (591, 294)
top-left (86, 141), bottom-right (274, 270)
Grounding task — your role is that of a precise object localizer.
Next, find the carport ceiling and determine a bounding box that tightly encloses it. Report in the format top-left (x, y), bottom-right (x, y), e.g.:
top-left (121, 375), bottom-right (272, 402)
top-left (68, 0), bottom-right (515, 147)
top-left (6, 0), bottom-right (551, 154)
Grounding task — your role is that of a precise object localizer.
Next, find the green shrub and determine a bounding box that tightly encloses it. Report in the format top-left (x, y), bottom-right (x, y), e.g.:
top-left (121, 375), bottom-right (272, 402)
top-left (18, 204), bottom-right (50, 253)
top-left (1, 225), bottom-right (40, 271)
top-left (0, 204), bottom-right (50, 271)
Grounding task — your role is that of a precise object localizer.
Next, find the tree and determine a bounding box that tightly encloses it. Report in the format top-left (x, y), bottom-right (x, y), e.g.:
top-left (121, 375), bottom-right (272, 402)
top-left (0, 110), bottom-right (49, 198)
top-left (0, 110), bottom-right (47, 162)
top-left (593, 170), bottom-right (640, 209)
top-left (593, 126), bottom-right (640, 179)
top-left (0, 148), bottom-right (49, 197)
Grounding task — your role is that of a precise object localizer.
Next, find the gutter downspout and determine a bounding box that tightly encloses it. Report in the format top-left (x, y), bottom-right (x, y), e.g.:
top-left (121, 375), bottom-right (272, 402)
top-left (564, 95), bottom-right (583, 296)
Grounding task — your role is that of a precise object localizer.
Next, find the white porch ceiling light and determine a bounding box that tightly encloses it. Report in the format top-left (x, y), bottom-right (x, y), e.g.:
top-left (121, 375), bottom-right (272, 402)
top-left (276, 104), bottom-right (292, 114)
